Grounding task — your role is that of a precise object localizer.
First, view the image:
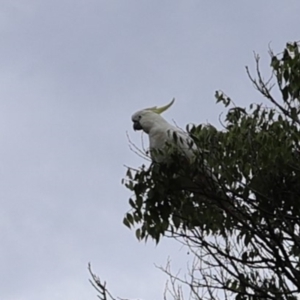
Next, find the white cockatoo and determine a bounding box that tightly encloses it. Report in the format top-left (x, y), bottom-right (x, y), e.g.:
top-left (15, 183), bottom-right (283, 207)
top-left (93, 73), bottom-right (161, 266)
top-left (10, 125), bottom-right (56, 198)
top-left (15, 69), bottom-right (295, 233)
top-left (131, 98), bottom-right (197, 163)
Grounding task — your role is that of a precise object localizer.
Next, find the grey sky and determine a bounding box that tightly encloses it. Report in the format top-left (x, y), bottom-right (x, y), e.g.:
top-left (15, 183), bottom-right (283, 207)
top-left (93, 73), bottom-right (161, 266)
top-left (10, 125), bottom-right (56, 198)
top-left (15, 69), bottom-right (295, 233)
top-left (0, 1), bottom-right (299, 299)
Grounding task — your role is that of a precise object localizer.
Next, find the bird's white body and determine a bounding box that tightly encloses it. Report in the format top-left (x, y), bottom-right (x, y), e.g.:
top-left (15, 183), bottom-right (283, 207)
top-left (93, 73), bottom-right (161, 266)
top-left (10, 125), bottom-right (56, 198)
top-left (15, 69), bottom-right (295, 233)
top-left (148, 120), bottom-right (196, 163)
top-left (132, 100), bottom-right (197, 162)
top-left (131, 101), bottom-right (196, 163)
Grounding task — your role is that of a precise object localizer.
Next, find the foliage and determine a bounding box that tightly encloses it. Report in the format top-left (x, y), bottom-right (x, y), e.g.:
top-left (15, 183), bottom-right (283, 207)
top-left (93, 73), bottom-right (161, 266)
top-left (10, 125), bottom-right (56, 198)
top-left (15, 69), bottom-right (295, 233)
top-left (121, 42), bottom-right (300, 300)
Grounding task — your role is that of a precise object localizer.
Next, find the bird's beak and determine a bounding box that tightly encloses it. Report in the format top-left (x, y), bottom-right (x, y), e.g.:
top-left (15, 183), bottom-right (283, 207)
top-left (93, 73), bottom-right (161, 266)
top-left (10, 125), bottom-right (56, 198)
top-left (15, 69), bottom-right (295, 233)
top-left (133, 121), bottom-right (143, 131)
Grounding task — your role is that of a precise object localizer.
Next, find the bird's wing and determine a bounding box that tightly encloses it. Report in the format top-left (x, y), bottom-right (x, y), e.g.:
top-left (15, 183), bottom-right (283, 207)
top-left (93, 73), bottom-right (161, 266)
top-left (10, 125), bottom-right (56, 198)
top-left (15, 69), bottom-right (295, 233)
top-left (165, 127), bottom-right (197, 160)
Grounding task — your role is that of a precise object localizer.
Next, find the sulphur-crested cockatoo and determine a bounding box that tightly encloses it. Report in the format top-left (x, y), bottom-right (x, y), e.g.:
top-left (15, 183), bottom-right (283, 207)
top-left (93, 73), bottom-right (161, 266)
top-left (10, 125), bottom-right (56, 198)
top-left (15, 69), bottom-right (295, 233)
top-left (131, 98), bottom-right (197, 163)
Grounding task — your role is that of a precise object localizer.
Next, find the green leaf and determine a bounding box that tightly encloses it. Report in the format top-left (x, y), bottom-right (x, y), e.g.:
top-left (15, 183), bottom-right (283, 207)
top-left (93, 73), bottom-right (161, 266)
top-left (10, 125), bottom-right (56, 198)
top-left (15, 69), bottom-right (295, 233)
top-left (129, 198), bottom-right (135, 208)
top-left (126, 169), bottom-right (132, 179)
top-left (271, 56), bottom-right (279, 70)
top-left (172, 132), bottom-right (178, 144)
top-left (126, 213), bottom-right (134, 225)
top-left (135, 228), bottom-right (141, 240)
top-left (123, 217), bottom-right (131, 229)
top-left (282, 86), bottom-right (289, 101)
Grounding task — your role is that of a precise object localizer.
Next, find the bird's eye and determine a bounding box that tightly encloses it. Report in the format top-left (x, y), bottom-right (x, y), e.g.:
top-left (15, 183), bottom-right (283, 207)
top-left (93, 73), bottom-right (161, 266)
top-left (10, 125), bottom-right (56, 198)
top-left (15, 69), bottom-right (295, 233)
top-left (138, 115), bottom-right (142, 120)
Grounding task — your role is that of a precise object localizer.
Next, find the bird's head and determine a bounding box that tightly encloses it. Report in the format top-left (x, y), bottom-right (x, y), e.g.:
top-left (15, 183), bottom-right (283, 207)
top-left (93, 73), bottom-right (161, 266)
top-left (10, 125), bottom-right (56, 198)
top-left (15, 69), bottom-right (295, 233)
top-left (131, 98), bottom-right (175, 134)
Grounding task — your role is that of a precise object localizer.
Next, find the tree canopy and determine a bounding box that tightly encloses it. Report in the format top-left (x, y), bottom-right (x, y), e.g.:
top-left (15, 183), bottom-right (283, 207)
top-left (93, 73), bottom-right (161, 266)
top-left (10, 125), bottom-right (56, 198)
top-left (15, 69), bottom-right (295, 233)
top-left (89, 42), bottom-right (300, 300)
top-left (121, 42), bottom-right (300, 300)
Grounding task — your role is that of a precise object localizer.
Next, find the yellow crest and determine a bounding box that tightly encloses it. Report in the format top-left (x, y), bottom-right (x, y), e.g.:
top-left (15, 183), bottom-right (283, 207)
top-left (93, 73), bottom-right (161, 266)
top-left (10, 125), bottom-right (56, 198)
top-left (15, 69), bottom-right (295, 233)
top-left (146, 98), bottom-right (175, 114)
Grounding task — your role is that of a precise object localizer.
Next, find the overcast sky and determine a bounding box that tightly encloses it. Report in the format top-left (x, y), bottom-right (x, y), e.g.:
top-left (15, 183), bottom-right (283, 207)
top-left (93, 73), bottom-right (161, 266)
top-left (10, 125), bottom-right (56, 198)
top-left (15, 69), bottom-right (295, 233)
top-left (1, 1), bottom-right (299, 300)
